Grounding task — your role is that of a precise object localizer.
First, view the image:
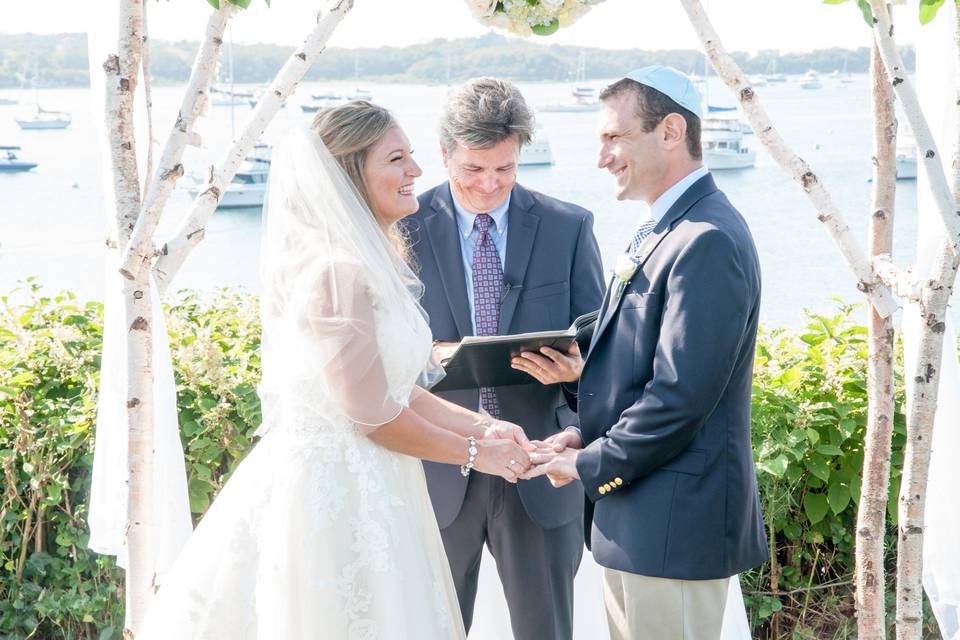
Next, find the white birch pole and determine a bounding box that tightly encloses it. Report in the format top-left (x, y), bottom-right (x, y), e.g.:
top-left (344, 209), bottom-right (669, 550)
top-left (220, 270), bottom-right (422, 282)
top-left (678, 0), bottom-right (898, 319)
top-left (868, 0), bottom-right (960, 254)
top-left (119, 3), bottom-right (237, 281)
top-left (152, 0), bottom-right (356, 293)
top-left (864, 3), bottom-right (960, 635)
top-left (856, 31), bottom-right (898, 640)
top-left (100, 1), bottom-right (155, 636)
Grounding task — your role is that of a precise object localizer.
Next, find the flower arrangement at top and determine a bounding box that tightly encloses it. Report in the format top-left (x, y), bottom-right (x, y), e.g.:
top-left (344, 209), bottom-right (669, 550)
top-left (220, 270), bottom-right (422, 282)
top-left (465, 0), bottom-right (608, 37)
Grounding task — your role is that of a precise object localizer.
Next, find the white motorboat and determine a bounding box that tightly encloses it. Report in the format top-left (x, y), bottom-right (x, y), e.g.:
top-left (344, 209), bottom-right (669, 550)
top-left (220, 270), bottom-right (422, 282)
top-left (539, 52), bottom-right (601, 113)
top-left (800, 71), bottom-right (822, 90)
top-left (519, 126), bottom-right (554, 167)
top-left (896, 128), bottom-right (917, 180)
top-left (702, 116), bottom-right (756, 170)
top-left (0, 145), bottom-right (38, 172)
top-left (767, 73), bottom-right (787, 83)
top-left (15, 106), bottom-right (71, 130)
top-left (747, 74), bottom-right (768, 87)
top-left (188, 144), bottom-right (270, 209)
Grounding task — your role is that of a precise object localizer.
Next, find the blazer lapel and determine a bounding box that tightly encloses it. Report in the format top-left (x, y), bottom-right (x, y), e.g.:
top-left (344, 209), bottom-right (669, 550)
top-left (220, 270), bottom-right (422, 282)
top-left (424, 185), bottom-right (474, 338)
top-left (500, 185), bottom-right (539, 334)
top-left (587, 174), bottom-right (719, 361)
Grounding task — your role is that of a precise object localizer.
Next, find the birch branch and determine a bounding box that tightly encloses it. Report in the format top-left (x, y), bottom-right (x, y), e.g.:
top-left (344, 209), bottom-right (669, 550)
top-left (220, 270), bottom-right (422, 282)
top-left (140, 0), bottom-right (154, 204)
top-left (105, 5), bottom-right (143, 245)
top-left (119, 3), bottom-right (236, 281)
top-left (873, 255), bottom-right (921, 302)
top-left (679, 0), bottom-right (898, 319)
top-left (869, 0), bottom-right (960, 261)
top-left (153, 0), bottom-right (355, 293)
top-left (856, 33), bottom-right (898, 640)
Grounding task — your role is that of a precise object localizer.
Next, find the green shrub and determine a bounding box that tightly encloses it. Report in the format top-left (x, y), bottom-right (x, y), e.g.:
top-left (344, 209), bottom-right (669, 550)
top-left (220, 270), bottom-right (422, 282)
top-left (0, 285), bottom-right (943, 638)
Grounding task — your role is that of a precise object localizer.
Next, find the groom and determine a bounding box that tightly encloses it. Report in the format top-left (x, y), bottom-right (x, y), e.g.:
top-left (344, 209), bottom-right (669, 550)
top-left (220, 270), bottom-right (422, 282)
top-left (518, 66), bottom-right (768, 639)
top-left (404, 77), bottom-right (605, 639)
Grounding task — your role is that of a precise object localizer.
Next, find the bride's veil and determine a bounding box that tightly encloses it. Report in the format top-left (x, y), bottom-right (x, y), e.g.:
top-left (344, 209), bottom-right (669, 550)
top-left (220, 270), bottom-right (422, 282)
top-left (256, 125), bottom-right (436, 437)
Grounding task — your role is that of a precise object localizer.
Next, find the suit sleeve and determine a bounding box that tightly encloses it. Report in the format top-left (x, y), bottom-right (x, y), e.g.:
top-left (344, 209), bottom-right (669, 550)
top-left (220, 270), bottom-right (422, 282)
top-left (575, 228), bottom-right (753, 501)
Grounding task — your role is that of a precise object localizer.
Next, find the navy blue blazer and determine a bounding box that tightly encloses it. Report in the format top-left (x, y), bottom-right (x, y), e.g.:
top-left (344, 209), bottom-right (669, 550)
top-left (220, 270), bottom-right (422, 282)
top-left (405, 182), bottom-right (605, 530)
top-left (570, 174), bottom-right (768, 580)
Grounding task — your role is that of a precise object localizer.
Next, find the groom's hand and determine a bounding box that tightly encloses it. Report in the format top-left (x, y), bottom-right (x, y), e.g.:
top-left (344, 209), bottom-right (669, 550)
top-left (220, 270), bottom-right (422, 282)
top-left (540, 428), bottom-right (583, 453)
top-left (512, 341), bottom-right (583, 385)
top-left (522, 448), bottom-right (580, 487)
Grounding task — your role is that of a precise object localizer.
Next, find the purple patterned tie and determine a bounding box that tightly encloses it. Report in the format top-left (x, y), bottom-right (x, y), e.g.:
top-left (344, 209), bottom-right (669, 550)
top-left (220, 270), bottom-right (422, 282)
top-left (472, 213), bottom-right (502, 418)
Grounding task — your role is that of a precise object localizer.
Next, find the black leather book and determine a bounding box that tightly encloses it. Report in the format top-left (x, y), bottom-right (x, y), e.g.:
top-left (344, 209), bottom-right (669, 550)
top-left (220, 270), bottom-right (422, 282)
top-left (430, 310), bottom-right (599, 392)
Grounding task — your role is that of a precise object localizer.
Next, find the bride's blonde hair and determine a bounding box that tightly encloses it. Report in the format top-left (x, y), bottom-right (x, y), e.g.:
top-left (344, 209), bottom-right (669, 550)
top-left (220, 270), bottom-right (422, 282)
top-left (312, 100), bottom-right (411, 263)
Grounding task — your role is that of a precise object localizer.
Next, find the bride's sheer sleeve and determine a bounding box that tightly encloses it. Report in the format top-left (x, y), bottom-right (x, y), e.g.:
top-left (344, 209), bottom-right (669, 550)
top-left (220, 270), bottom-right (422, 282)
top-left (298, 260), bottom-right (403, 430)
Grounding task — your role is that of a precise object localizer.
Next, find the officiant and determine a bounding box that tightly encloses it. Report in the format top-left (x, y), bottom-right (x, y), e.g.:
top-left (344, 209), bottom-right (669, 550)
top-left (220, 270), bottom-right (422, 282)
top-left (403, 77), bottom-right (604, 639)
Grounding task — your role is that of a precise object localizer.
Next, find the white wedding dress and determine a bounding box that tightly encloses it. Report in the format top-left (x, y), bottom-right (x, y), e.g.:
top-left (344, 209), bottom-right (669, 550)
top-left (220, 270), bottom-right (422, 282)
top-left (139, 263), bottom-right (465, 639)
top-left (138, 126), bottom-right (466, 639)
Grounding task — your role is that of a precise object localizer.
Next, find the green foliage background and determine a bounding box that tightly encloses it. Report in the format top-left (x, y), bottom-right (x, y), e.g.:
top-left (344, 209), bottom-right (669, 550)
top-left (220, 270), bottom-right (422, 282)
top-left (0, 285), bottom-right (942, 638)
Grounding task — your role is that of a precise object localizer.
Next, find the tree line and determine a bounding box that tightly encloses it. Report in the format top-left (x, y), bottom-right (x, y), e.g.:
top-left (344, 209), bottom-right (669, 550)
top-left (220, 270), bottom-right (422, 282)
top-left (0, 31), bottom-right (916, 89)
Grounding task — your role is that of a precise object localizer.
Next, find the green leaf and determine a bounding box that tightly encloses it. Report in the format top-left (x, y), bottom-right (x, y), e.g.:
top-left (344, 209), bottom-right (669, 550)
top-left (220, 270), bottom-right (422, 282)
top-left (762, 455), bottom-right (789, 478)
top-left (805, 454), bottom-right (831, 483)
top-left (804, 492), bottom-right (830, 525)
top-left (806, 428), bottom-right (821, 446)
top-left (855, 0), bottom-right (875, 26)
top-left (227, 0), bottom-right (253, 7)
top-left (531, 18), bottom-right (560, 36)
top-left (920, 0), bottom-right (946, 24)
top-left (816, 444), bottom-right (843, 456)
top-left (828, 481), bottom-right (850, 514)
top-left (206, 0), bottom-right (220, 9)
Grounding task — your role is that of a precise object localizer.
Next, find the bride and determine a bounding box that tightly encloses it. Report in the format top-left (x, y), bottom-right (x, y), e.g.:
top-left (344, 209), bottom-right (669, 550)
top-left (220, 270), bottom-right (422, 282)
top-left (138, 101), bottom-right (533, 639)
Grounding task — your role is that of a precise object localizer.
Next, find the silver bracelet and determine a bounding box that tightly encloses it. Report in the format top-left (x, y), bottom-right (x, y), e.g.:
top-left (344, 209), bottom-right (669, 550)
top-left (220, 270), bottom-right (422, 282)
top-left (460, 436), bottom-right (478, 477)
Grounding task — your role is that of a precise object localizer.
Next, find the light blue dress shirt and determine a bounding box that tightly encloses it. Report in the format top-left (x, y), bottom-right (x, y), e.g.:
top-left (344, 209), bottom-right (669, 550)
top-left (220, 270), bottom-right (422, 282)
top-left (450, 186), bottom-right (511, 335)
top-left (647, 165), bottom-right (709, 224)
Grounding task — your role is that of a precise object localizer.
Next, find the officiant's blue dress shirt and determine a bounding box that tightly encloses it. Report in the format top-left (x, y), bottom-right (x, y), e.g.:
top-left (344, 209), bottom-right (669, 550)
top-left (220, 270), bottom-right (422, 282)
top-left (450, 186), bottom-right (510, 335)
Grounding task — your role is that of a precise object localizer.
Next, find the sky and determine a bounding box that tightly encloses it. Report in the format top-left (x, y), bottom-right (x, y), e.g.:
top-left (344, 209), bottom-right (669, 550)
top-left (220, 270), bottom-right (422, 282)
top-left (2, 0), bottom-right (923, 53)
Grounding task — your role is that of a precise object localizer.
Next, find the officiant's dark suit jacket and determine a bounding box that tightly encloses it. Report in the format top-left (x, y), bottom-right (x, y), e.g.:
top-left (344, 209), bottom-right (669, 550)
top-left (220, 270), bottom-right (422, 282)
top-left (570, 174), bottom-right (768, 580)
top-left (406, 182), bottom-right (605, 530)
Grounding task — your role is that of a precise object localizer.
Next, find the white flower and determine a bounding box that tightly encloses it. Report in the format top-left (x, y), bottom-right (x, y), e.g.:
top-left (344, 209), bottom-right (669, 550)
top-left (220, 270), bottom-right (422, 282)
top-left (464, 0), bottom-right (606, 35)
top-left (614, 254), bottom-right (638, 283)
top-left (464, 0), bottom-right (498, 18)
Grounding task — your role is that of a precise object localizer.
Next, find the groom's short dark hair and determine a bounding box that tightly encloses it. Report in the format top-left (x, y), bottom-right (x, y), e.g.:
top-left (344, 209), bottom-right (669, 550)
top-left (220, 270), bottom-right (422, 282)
top-left (600, 79), bottom-right (702, 161)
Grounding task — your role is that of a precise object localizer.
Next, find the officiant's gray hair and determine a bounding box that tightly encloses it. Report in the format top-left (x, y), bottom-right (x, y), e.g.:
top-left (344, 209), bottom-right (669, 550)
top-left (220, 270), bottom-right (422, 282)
top-left (440, 77), bottom-right (534, 153)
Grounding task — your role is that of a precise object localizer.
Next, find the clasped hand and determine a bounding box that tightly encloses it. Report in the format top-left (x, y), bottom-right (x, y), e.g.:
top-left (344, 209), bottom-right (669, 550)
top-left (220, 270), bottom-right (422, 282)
top-left (522, 429), bottom-right (583, 488)
top-left (472, 420), bottom-right (583, 487)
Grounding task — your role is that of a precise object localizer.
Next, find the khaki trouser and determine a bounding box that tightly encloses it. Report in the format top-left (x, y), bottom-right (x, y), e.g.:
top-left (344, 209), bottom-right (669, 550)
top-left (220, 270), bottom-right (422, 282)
top-left (602, 567), bottom-right (730, 640)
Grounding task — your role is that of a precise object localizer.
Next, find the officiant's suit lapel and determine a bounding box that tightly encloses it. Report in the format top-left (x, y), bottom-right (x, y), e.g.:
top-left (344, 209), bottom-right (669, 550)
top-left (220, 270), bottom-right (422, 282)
top-left (423, 187), bottom-right (473, 339)
top-left (499, 185), bottom-right (538, 334)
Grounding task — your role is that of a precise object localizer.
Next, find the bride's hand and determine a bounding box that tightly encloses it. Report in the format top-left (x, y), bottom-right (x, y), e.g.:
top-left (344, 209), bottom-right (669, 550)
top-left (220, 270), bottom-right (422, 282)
top-left (482, 419), bottom-right (535, 451)
top-left (474, 438), bottom-right (531, 483)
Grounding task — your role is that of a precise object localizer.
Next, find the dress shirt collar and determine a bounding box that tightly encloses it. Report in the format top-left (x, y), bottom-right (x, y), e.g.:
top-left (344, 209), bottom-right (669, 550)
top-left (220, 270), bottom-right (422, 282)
top-left (450, 185), bottom-right (511, 240)
top-left (648, 165), bottom-right (709, 224)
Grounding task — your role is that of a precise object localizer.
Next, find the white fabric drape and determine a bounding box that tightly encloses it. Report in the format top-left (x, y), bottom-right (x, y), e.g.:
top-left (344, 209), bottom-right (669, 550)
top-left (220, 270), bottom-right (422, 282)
top-left (85, 6), bottom-right (192, 580)
top-left (914, 4), bottom-right (960, 638)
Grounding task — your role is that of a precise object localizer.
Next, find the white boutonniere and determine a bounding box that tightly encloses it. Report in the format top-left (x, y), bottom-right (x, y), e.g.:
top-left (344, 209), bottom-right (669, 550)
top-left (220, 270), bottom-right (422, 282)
top-left (613, 254), bottom-right (640, 300)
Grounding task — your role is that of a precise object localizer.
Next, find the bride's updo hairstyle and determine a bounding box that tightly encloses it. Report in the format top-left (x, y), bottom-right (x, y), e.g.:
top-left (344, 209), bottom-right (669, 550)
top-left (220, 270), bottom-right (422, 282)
top-left (312, 100), bottom-right (410, 260)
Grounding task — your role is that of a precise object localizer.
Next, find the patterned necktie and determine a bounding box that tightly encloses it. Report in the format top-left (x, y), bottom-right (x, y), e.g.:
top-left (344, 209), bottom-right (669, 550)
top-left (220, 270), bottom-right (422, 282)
top-left (472, 213), bottom-right (502, 418)
top-left (627, 217), bottom-right (657, 255)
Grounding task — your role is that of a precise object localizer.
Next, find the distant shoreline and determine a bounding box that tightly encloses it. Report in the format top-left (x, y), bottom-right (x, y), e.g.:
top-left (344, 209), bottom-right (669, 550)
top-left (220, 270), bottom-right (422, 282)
top-left (0, 32), bottom-right (914, 89)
